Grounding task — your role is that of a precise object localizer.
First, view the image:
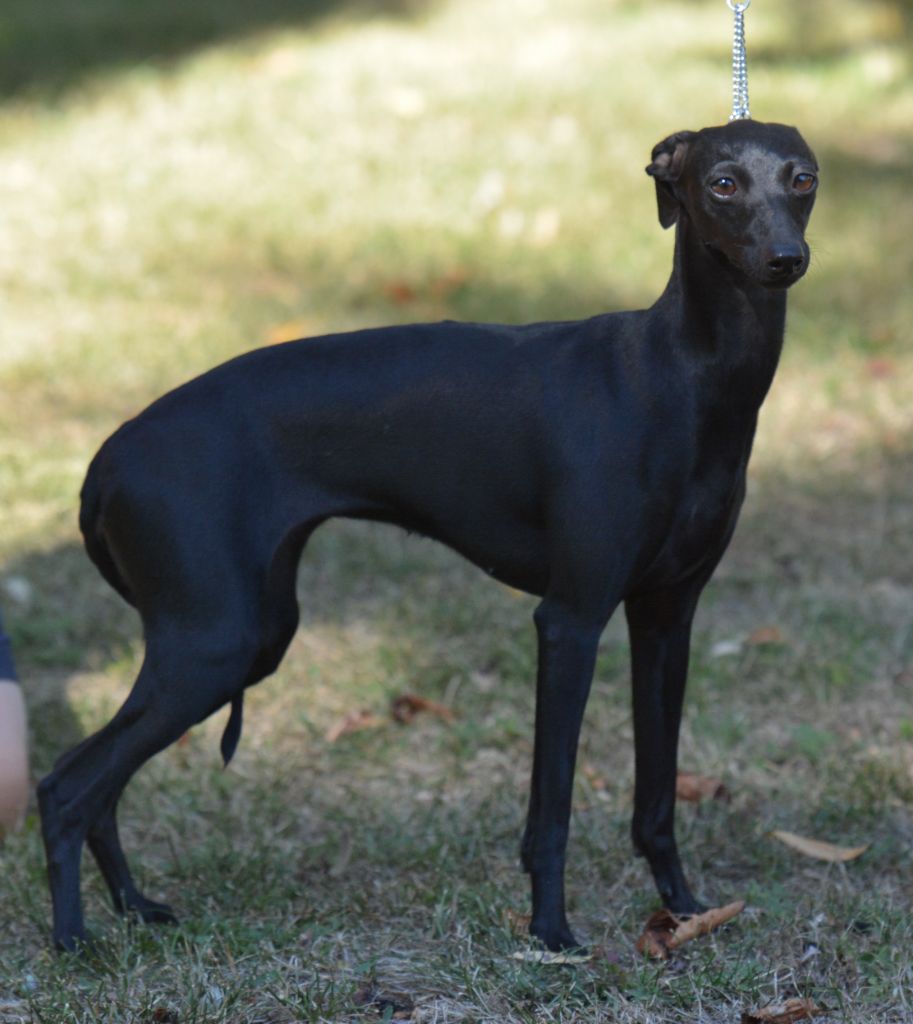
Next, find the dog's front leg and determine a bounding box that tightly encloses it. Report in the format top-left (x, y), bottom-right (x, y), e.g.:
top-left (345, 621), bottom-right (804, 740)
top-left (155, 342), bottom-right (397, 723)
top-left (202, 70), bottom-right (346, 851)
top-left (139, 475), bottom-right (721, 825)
top-left (521, 598), bottom-right (605, 951)
top-left (625, 587), bottom-right (706, 915)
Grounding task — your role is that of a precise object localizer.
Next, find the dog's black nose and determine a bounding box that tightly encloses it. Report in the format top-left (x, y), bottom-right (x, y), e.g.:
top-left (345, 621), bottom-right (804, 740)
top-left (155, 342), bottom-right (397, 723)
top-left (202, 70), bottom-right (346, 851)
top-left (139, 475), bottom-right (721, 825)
top-left (766, 250), bottom-right (804, 279)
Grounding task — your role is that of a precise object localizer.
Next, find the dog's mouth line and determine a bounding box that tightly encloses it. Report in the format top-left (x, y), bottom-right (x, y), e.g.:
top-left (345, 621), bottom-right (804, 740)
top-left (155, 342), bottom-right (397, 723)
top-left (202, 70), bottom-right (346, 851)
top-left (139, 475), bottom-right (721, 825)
top-left (702, 241), bottom-right (730, 264)
top-left (702, 240), bottom-right (807, 288)
top-left (702, 240), bottom-right (746, 277)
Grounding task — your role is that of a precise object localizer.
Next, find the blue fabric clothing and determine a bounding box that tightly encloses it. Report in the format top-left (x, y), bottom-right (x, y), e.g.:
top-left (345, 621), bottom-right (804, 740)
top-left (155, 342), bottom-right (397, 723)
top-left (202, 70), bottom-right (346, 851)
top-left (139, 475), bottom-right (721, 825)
top-left (0, 608), bottom-right (18, 682)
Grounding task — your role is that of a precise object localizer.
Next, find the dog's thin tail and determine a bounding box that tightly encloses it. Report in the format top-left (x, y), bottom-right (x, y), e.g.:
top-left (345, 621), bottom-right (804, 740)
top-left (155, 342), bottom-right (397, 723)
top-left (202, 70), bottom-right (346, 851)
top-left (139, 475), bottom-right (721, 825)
top-left (220, 694), bottom-right (244, 767)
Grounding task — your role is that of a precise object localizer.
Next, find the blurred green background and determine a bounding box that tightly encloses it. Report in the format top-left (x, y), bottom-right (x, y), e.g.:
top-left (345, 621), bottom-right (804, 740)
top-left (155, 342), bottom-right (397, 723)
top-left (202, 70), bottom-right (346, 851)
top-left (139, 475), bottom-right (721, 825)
top-left (1, 0), bottom-right (910, 667)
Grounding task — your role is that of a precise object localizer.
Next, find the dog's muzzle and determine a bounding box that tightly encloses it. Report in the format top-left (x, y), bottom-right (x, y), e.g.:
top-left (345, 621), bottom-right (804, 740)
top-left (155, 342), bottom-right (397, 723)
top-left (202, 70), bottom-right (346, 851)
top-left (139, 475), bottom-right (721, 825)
top-left (761, 244), bottom-right (808, 288)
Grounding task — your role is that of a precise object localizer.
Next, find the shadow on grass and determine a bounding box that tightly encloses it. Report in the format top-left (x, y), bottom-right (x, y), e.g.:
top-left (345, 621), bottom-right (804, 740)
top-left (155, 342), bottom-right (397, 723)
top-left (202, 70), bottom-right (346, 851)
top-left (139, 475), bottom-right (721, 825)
top-left (2, 540), bottom-right (133, 769)
top-left (3, 515), bottom-right (494, 772)
top-left (0, 0), bottom-right (434, 101)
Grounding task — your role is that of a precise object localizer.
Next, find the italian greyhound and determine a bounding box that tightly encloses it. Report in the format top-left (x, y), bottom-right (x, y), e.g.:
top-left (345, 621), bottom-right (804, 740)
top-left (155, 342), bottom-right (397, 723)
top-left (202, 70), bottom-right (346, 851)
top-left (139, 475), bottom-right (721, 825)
top-left (40, 119), bottom-right (818, 952)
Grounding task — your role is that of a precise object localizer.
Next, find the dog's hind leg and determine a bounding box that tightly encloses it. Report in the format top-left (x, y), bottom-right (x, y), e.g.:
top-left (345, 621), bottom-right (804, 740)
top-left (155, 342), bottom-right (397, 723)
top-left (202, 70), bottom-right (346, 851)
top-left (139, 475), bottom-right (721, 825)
top-left (87, 803), bottom-right (178, 925)
top-left (39, 618), bottom-right (265, 951)
top-left (41, 511), bottom-right (314, 952)
top-left (85, 606), bottom-right (303, 927)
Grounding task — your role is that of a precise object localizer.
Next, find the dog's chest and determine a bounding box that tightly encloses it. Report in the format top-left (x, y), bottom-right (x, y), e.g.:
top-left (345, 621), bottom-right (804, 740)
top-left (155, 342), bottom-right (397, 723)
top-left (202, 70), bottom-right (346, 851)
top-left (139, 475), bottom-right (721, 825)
top-left (639, 432), bottom-right (751, 587)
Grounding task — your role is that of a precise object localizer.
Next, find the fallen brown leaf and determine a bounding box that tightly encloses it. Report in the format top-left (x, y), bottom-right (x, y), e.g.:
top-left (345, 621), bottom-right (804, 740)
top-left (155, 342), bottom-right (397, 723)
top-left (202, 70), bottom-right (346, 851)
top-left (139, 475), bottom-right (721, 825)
top-left (772, 830), bottom-right (869, 862)
top-left (503, 908), bottom-right (531, 936)
top-left (635, 908), bottom-right (678, 958)
top-left (676, 771), bottom-right (731, 803)
top-left (324, 710), bottom-right (385, 743)
top-left (581, 762), bottom-right (608, 790)
top-left (671, 901), bottom-right (745, 945)
top-left (747, 625), bottom-right (785, 646)
top-left (509, 949), bottom-right (591, 965)
top-left (391, 693), bottom-right (455, 724)
top-left (382, 281), bottom-right (417, 305)
top-left (636, 901), bottom-right (746, 959)
top-left (741, 997), bottom-right (824, 1022)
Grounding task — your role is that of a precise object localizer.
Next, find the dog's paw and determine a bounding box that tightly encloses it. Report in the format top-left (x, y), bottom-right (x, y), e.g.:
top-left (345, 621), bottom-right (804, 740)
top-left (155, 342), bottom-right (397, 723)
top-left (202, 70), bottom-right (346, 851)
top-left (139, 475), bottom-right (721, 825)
top-left (666, 896), bottom-right (708, 918)
top-left (129, 897), bottom-right (179, 926)
top-left (529, 920), bottom-right (585, 954)
top-left (53, 928), bottom-right (94, 956)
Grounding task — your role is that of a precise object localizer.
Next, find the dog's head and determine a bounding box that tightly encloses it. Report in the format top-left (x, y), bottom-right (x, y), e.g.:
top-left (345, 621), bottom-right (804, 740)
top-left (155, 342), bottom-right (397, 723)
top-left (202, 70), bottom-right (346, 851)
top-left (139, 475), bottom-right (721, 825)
top-left (646, 120), bottom-right (818, 288)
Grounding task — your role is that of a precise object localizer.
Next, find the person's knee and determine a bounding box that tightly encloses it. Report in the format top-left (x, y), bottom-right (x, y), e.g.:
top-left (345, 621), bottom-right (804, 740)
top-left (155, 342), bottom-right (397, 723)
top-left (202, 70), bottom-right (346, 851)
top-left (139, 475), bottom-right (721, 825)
top-left (0, 681), bottom-right (29, 835)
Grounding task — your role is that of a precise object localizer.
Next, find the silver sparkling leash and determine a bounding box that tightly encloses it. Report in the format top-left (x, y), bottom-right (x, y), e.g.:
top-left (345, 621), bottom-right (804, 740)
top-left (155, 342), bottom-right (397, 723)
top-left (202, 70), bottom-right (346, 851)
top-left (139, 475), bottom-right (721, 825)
top-left (727, 0), bottom-right (751, 120)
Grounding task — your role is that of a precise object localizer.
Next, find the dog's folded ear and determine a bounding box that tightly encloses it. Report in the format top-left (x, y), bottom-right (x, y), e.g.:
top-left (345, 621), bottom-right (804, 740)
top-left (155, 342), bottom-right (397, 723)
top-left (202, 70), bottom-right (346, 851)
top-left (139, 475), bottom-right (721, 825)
top-left (645, 130), bottom-right (697, 229)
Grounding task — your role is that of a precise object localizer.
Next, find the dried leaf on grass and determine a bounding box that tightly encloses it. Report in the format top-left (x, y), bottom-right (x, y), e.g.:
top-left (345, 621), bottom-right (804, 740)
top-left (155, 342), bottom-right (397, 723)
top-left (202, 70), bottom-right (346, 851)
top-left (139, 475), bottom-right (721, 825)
top-left (747, 625), bottom-right (786, 646)
top-left (671, 901), bottom-right (745, 944)
top-left (741, 997), bottom-right (825, 1022)
top-left (676, 772), bottom-right (730, 803)
top-left (326, 693), bottom-right (455, 742)
top-left (510, 949), bottom-right (591, 965)
top-left (382, 281), bottom-right (417, 305)
top-left (636, 900), bottom-right (745, 959)
top-left (391, 693), bottom-right (455, 724)
top-left (581, 762), bottom-right (608, 790)
top-left (503, 908), bottom-right (531, 936)
top-left (635, 909), bottom-right (678, 959)
top-left (382, 270), bottom-right (468, 307)
top-left (324, 710), bottom-right (385, 743)
top-left (772, 830), bottom-right (869, 862)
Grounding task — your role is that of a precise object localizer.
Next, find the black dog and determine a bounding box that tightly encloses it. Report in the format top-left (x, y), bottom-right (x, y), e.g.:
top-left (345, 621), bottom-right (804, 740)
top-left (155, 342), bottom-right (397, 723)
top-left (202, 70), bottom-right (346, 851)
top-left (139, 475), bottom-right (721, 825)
top-left (39, 119), bottom-right (818, 953)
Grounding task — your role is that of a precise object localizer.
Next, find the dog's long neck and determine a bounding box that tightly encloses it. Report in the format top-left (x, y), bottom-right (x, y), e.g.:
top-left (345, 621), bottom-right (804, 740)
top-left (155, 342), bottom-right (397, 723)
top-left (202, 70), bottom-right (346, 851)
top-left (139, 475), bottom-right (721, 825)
top-left (655, 215), bottom-right (788, 410)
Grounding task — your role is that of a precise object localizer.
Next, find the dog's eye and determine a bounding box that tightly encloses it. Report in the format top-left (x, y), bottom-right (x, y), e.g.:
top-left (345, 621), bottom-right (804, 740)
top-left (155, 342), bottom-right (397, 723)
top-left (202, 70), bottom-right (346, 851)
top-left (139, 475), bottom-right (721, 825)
top-left (793, 172), bottom-right (817, 194)
top-left (710, 177), bottom-right (737, 197)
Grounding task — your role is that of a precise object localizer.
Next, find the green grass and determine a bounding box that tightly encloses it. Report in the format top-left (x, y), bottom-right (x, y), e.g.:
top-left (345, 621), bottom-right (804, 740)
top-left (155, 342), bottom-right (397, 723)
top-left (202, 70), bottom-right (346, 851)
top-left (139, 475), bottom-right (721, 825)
top-left (1, 0), bottom-right (912, 1021)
